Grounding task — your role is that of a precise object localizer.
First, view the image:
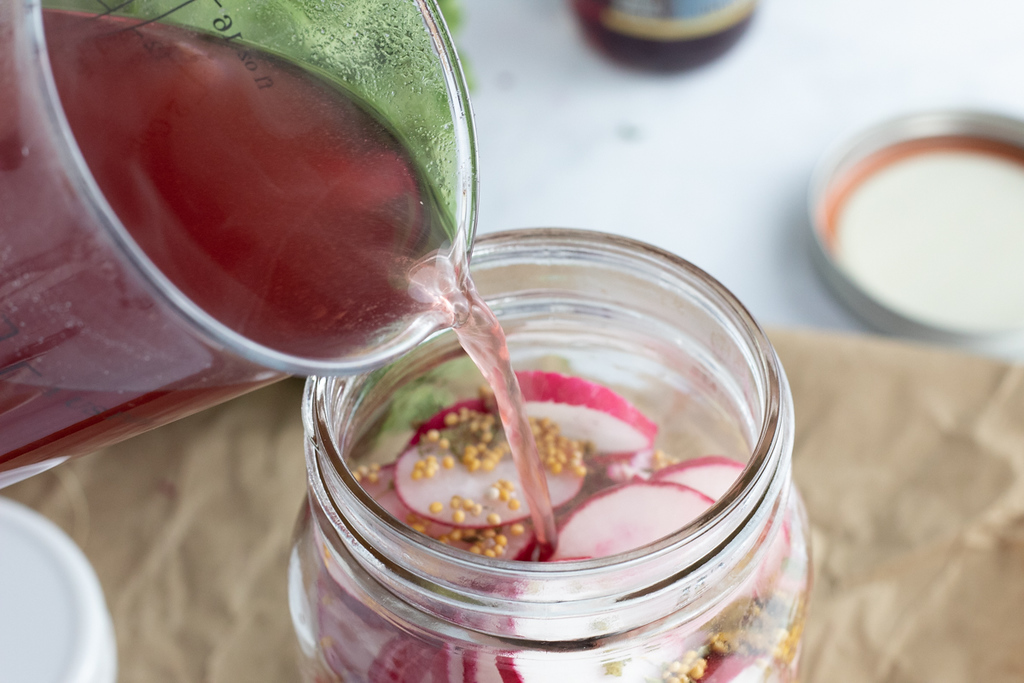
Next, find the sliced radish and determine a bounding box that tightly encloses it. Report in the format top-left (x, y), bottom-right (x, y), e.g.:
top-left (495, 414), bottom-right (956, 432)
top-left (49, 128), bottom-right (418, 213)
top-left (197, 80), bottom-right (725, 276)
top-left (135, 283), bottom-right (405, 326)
top-left (410, 399), bottom-right (488, 445)
top-left (517, 371), bottom-right (657, 453)
top-left (358, 464), bottom-right (536, 558)
top-left (550, 481), bottom-right (713, 561)
top-left (702, 656), bottom-right (763, 682)
top-left (604, 448), bottom-right (656, 483)
top-left (368, 635), bottom-right (447, 683)
top-left (653, 456), bottom-right (744, 501)
top-left (447, 651), bottom-right (520, 683)
top-left (394, 444), bottom-right (583, 528)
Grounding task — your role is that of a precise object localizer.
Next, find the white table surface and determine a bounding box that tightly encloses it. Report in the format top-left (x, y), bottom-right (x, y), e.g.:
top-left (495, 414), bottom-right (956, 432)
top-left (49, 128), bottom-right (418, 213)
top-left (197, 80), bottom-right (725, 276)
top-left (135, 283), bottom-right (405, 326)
top-left (455, 0), bottom-right (1024, 346)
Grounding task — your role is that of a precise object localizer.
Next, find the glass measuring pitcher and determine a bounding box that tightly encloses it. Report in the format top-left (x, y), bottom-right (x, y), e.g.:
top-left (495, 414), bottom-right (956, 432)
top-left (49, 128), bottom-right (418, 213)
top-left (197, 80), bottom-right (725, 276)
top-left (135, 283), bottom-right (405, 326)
top-left (0, 0), bottom-right (477, 484)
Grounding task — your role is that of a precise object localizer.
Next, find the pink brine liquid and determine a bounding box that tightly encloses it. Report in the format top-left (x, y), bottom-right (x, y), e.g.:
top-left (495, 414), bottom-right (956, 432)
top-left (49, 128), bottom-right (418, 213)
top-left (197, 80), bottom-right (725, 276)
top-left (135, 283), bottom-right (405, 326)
top-left (0, 12), bottom-right (452, 469)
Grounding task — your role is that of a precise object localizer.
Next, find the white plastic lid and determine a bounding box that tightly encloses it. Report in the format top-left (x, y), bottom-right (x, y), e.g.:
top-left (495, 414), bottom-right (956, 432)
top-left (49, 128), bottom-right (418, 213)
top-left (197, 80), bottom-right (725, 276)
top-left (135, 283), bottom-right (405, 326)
top-left (0, 496), bottom-right (118, 683)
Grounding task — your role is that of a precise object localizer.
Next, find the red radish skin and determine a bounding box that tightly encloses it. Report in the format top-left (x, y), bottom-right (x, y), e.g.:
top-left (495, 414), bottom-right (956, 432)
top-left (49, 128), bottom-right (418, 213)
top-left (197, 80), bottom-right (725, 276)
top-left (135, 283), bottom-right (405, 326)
top-left (410, 399), bottom-right (488, 445)
top-left (550, 481), bottom-right (713, 561)
top-left (368, 636), bottom-right (446, 683)
top-left (517, 371), bottom-right (657, 453)
top-left (653, 456), bottom-right (744, 501)
top-left (702, 656), bottom-right (763, 682)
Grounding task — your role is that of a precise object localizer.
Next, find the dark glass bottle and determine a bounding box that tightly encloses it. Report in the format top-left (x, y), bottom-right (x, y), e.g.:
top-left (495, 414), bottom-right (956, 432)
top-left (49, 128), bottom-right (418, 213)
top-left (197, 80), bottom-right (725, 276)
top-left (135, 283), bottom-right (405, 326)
top-left (572, 0), bottom-right (757, 72)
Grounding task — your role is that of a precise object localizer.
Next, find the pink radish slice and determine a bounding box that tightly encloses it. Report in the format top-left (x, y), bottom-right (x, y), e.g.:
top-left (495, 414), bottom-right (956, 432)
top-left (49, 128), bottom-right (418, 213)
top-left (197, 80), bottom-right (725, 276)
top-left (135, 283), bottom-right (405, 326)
top-left (550, 481), bottom-right (713, 561)
top-left (703, 656), bottom-right (762, 683)
top-left (317, 571), bottom-right (396, 681)
top-left (446, 651), bottom-right (519, 683)
top-left (356, 463), bottom-right (396, 499)
top-left (653, 456), bottom-right (744, 501)
top-left (410, 399), bottom-right (488, 445)
top-left (361, 465), bottom-right (536, 558)
top-left (368, 636), bottom-right (447, 683)
top-left (394, 444), bottom-right (583, 528)
top-left (517, 371), bottom-right (657, 453)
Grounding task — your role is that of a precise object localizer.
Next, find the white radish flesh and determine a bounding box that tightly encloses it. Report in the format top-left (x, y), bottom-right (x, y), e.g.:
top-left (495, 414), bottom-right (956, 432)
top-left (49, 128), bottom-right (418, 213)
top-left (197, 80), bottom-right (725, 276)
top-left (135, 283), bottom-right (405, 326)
top-left (550, 481), bottom-right (713, 561)
top-left (517, 371), bottom-right (657, 453)
top-left (394, 445), bottom-right (583, 529)
top-left (653, 456), bottom-right (744, 501)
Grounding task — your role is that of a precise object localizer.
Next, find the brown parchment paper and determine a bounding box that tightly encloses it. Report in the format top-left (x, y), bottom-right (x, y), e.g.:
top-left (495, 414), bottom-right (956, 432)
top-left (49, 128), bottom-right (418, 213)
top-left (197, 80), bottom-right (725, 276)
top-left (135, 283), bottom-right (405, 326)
top-left (5, 329), bottom-right (1024, 682)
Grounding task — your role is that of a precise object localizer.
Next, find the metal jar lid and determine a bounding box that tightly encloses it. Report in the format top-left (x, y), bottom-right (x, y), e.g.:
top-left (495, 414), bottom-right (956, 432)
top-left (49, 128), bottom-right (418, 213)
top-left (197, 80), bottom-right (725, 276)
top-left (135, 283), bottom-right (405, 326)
top-left (809, 110), bottom-right (1024, 358)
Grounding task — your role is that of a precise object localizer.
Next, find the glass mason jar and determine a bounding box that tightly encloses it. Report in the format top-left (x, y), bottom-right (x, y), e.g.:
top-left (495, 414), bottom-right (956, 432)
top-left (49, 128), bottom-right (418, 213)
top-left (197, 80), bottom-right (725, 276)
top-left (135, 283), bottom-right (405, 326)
top-left (289, 228), bottom-right (810, 683)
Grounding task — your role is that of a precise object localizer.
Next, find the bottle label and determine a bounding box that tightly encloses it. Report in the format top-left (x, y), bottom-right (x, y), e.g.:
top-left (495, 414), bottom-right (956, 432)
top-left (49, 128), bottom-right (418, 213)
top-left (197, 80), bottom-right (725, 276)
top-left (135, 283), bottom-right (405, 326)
top-left (602, 0), bottom-right (757, 41)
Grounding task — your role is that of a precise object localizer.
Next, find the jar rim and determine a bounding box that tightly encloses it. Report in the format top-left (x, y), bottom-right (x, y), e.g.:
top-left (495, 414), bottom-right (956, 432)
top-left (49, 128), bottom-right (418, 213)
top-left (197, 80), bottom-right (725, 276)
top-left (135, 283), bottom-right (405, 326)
top-left (302, 228), bottom-right (794, 637)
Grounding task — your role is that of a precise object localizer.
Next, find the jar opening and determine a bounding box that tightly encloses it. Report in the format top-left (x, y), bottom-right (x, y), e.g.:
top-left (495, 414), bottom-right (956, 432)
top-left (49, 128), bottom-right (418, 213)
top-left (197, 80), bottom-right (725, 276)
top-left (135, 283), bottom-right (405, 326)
top-left (303, 228), bottom-right (795, 638)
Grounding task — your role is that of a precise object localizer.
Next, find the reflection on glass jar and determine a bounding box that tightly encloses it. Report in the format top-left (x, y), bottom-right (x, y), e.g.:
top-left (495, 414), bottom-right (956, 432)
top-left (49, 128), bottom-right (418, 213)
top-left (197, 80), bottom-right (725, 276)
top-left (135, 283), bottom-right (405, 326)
top-left (288, 229), bottom-right (810, 683)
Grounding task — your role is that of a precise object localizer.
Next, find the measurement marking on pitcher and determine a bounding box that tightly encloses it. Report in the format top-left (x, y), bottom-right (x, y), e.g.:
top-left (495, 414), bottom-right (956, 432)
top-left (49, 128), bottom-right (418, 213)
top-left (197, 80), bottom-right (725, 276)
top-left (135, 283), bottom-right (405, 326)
top-left (110, 0), bottom-right (199, 33)
top-left (0, 314), bottom-right (18, 342)
top-left (208, 1), bottom-right (275, 88)
top-left (0, 361), bottom-right (42, 380)
top-left (89, 0), bottom-right (138, 21)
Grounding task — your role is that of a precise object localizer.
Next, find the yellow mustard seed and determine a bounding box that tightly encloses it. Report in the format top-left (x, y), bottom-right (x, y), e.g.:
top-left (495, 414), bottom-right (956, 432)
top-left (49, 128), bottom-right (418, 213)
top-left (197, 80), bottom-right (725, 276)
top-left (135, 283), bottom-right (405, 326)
top-left (429, 501), bottom-right (443, 514)
top-left (510, 523), bottom-right (525, 536)
top-left (444, 412), bottom-right (459, 426)
top-left (442, 456), bottom-right (455, 469)
top-left (508, 498), bottom-right (521, 511)
top-left (426, 429), bottom-right (441, 442)
top-left (438, 438), bottom-right (450, 450)
top-left (453, 510), bottom-right (466, 524)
